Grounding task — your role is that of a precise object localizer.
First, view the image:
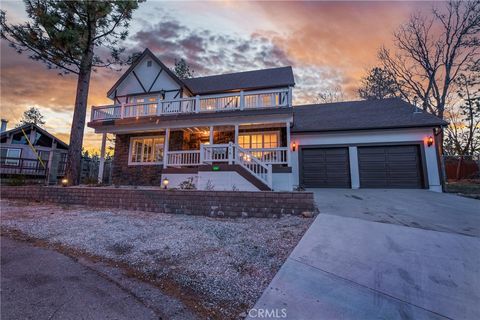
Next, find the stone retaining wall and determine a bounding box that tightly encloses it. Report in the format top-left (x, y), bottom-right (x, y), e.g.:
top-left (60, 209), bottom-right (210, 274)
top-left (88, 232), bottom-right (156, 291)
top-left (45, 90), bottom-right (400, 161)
top-left (1, 186), bottom-right (316, 218)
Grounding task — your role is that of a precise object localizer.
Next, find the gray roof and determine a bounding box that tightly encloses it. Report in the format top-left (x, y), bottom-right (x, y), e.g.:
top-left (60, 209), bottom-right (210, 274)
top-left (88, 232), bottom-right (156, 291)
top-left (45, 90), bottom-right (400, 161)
top-left (184, 66), bottom-right (295, 95)
top-left (0, 123), bottom-right (69, 149)
top-left (292, 98), bottom-right (448, 133)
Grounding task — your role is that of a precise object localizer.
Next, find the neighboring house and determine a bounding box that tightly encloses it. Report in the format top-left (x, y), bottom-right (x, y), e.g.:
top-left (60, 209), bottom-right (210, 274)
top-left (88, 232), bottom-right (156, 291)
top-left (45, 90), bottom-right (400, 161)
top-left (0, 121), bottom-right (68, 177)
top-left (88, 48), bottom-right (447, 192)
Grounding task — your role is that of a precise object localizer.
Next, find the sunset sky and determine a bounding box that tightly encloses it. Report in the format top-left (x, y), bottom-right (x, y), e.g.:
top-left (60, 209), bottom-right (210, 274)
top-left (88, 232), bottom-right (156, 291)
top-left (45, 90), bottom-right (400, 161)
top-left (0, 1), bottom-right (435, 152)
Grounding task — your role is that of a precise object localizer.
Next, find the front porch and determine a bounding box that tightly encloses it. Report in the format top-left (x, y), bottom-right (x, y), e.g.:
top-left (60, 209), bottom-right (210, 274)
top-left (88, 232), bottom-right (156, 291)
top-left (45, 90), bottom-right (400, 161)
top-left (99, 122), bottom-right (293, 191)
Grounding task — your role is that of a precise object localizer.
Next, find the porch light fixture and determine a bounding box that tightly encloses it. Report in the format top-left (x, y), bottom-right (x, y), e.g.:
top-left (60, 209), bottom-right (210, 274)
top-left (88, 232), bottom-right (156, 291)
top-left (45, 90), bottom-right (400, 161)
top-left (292, 142), bottom-right (297, 152)
top-left (159, 90), bottom-right (166, 100)
top-left (61, 178), bottom-right (68, 187)
top-left (163, 178), bottom-right (169, 189)
top-left (427, 136), bottom-right (434, 147)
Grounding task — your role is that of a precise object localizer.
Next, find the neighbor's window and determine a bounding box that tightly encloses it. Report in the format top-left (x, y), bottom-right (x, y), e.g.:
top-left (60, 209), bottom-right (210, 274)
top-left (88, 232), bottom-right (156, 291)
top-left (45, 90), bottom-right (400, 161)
top-left (238, 132), bottom-right (279, 149)
top-left (129, 136), bottom-right (165, 164)
top-left (1, 148), bottom-right (21, 165)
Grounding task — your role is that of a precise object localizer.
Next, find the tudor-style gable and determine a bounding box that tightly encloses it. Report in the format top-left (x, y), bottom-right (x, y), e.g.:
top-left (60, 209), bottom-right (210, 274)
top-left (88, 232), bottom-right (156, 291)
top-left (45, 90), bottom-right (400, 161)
top-left (107, 49), bottom-right (189, 103)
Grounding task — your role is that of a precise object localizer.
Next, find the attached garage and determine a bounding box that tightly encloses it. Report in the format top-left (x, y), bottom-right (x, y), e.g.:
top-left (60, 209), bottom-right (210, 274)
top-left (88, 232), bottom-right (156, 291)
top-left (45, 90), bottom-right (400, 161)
top-left (358, 145), bottom-right (424, 189)
top-left (300, 147), bottom-right (350, 188)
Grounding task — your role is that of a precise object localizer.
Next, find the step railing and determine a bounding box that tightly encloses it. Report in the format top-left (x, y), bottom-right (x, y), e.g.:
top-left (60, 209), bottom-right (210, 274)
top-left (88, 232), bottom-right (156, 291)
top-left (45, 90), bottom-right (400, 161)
top-left (235, 144), bottom-right (272, 189)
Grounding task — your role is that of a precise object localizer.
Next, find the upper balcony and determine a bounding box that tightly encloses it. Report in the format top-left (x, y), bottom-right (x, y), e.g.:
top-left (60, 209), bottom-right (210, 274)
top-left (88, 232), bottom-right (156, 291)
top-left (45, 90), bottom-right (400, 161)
top-left (90, 88), bottom-right (292, 122)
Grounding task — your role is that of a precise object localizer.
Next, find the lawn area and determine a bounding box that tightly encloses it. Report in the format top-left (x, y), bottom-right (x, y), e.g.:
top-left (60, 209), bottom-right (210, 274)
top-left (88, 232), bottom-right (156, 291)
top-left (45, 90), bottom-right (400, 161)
top-left (0, 199), bottom-right (312, 319)
top-left (445, 180), bottom-right (480, 200)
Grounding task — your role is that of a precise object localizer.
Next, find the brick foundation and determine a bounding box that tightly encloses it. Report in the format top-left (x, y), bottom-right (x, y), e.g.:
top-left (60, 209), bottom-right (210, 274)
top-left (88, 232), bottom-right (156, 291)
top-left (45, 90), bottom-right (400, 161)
top-left (1, 186), bottom-right (317, 218)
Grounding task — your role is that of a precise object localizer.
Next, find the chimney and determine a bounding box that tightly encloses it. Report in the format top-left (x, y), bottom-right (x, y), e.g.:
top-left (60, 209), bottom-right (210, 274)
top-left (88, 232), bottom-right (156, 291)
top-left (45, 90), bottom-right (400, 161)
top-left (1, 119), bottom-right (7, 133)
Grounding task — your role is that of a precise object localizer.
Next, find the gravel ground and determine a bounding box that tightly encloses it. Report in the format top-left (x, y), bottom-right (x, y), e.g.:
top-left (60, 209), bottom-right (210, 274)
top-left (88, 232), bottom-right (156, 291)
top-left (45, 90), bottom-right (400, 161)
top-left (0, 199), bottom-right (312, 319)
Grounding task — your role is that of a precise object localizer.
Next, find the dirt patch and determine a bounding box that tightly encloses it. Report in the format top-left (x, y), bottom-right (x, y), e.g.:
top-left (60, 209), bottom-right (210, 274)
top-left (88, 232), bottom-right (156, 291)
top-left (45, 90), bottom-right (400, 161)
top-left (0, 199), bottom-right (313, 319)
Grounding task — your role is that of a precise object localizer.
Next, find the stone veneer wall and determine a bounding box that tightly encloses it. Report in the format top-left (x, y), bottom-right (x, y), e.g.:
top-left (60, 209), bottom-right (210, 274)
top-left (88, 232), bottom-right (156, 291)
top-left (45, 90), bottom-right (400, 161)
top-left (112, 133), bottom-right (164, 186)
top-left (1, 186), bottom-right (317, 218)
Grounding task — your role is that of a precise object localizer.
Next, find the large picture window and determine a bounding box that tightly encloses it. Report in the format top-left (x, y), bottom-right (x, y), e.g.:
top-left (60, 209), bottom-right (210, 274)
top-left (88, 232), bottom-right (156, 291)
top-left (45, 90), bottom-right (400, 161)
top-left (238, 132), bottom-right (279, 149)
top-left (129, 136), bottom-right (165, 165)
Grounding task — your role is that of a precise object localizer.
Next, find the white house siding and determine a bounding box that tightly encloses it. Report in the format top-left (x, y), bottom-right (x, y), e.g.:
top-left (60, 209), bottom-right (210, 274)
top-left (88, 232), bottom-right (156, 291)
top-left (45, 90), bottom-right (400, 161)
top-left (114, 55), bottom-right (182, 101)
top-left (291, 127), bottom-right (442, 192)
top-left (161, 172), bottom-right (260, 191)
top-left (272, 172), bottom-right (292, 191)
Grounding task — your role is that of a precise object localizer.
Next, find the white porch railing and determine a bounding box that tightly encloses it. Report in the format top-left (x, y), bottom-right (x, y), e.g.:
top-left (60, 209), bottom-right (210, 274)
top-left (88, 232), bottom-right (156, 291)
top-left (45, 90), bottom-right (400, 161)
top-left (166, 150), bottom-right (201, 167)
top-left (165, 143), bottom-right (276, 189)
top-left (91, 88), bottom-right (290, 121)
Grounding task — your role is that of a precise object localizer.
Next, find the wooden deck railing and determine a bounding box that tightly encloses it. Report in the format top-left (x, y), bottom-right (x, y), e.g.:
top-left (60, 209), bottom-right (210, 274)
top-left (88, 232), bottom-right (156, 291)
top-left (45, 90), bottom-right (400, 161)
top-left (0, 157), bottom-right (48, 176)
top-left (91, 88), bottom-right (291, 121)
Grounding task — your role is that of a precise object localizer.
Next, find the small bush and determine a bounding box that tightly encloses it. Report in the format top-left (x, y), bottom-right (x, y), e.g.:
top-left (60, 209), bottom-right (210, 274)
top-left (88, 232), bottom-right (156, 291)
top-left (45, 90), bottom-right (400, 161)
top-left (205, 179), bottom-right (215, 191)
top-left (179, 177), bottom-right (196, 190)
top-left (7, 175), bottom-right (26, 186)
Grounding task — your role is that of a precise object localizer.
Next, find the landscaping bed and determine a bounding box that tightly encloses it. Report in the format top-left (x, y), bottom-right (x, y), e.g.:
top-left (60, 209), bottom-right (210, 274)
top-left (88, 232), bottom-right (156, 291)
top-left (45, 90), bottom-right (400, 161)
top-left (445, 179), bottom-right (480, 200)
top-left (0, 199), bottom-right (313, 319)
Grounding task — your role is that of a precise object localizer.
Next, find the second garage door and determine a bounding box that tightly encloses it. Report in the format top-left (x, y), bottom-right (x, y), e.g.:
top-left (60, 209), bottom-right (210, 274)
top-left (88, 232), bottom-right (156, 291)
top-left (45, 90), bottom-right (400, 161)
top-left (301, 147), bottom-right (350, 188)
top-left (358, 145), bottom-right (423, 188)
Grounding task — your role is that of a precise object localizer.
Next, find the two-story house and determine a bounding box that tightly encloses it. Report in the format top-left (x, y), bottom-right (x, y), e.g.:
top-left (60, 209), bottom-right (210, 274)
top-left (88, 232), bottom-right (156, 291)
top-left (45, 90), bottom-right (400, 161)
top-left (88, 49), bottom-right (447, 192)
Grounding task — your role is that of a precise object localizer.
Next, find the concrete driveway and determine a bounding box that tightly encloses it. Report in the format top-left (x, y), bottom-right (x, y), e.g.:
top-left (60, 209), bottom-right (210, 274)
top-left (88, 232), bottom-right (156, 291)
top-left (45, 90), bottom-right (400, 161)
top-left (249, 190), bottom-right (480, 320)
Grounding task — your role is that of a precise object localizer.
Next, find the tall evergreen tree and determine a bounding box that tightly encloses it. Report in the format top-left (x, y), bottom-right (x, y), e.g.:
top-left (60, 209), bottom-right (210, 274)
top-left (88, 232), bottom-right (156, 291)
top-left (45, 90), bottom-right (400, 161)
top-left (1, 0), bottom-right (142, 185)
top-left (17, 107), bottom-right (46, 127)
top-left (358, 67), bottom-right (400, 100)
top-left (174, 58), bottom-right (194, 79)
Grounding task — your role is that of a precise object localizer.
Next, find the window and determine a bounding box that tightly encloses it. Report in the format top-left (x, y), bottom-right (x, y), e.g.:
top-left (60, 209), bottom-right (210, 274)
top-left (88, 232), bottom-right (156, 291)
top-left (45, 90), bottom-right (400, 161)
top-left (238, 132), bottom-right (279, 149)
top-left (147, 60), bottom-right (152, 67)
top-left (1, 148), bottom-right (21, 165)
top-left (129, 136), bottom-right (165, 164)
top-left (38, 150), bottom-right (50, 161)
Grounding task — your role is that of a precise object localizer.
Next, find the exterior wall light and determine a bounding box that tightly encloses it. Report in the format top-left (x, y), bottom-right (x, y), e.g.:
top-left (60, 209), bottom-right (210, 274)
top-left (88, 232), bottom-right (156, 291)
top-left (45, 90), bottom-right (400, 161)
top-left (61, 178), bottom-right (68, 187)
top-left (292, 142), bottom-right (297, 152)
top-left (427, 136), bottom-right (434, 147)
top-left (162, 178), bottom-right (169, 189)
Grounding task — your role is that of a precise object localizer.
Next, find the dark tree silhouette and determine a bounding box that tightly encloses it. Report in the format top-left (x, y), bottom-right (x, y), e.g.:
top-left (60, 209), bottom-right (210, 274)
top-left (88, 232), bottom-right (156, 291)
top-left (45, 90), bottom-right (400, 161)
top-left (1, 0), bottom-right (142, 185)
top-left (17, 107), bottom-right (46, 127)
top-left (358, 67), bottom-right (400, 100)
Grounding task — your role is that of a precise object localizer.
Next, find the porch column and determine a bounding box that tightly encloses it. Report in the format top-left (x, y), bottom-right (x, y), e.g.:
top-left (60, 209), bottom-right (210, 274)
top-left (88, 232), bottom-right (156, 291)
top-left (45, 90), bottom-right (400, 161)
top-left (286, 121), bottom-right (291, 166)
top-left (163, 128), bottom-right (170, 169)
top-left (234, 125), bottom-right (239, 145)
top-left (209, 126), bottom-right (214, 145)
top-left (97, 133), bottom-right (107, 183)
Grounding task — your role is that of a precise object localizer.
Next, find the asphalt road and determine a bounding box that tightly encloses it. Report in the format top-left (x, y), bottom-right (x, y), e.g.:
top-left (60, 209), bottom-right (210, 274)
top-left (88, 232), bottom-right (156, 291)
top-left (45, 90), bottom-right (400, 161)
top-left (0, 236), bottom-right (195, 320)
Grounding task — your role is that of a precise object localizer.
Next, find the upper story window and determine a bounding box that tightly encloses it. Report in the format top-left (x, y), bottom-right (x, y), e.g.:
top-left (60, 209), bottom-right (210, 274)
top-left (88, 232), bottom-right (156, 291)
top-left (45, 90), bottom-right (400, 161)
top-left (129, 136), bottom-right (165, 165)
top-left (238, 132), bottom-right (279, 150)
top-left (147, 60), bottom-right (152, 67)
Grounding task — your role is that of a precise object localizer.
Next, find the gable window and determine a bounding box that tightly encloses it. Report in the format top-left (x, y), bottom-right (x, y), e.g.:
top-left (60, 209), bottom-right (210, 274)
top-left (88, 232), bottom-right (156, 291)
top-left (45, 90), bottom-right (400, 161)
top-left (129, 136), bottom-right (165, 165)
top-left (238, 132), bottom-right (279, 150)
top-left (147, 60), bottom-right (152, 67)
top-left (1, 148), bottom-right (21, 165)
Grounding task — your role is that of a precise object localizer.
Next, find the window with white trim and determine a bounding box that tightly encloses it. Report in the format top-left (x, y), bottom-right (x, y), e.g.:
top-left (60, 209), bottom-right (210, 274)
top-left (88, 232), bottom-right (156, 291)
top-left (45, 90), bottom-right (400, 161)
top-left (238, 132), bottom-right (279, 149)
top-left (129, 136), bottom-right (165, 164)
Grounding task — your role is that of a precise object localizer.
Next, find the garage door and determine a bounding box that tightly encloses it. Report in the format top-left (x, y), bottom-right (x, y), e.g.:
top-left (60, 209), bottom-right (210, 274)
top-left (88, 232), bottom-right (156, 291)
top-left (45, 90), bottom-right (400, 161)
top-left (301, 147), bottom-right (350, 188)
top-left (358, 145), bottom-right (423, 188)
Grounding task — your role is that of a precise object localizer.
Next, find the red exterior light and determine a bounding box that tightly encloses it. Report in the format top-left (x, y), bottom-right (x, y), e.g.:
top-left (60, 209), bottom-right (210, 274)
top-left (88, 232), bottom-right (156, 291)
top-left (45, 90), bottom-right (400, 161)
top-left (427, 136), bottom-right (434, 147)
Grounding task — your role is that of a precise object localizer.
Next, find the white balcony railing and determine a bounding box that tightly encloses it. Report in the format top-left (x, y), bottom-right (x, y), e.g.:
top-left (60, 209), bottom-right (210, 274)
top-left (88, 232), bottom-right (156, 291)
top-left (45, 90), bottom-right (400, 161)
top-left (90, 88), bottom-right (290, 121)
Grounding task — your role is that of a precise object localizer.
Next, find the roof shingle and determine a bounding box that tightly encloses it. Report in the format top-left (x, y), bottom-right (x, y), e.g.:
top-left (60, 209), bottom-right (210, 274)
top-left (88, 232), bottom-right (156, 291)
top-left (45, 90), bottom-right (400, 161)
top-left (292, 98), bottom-right (448, 133)
top-left (184, 66), bottom-right (295, 95)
